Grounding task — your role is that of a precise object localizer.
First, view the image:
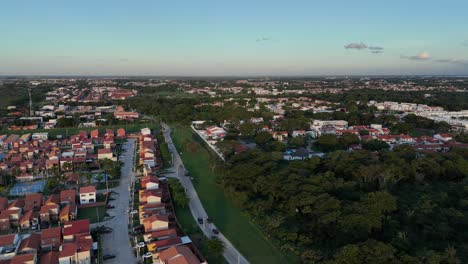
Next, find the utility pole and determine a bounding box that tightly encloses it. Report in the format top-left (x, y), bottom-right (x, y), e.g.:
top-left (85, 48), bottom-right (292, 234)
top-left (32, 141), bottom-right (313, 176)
top-left (28, 87), bottom-right (33, 116)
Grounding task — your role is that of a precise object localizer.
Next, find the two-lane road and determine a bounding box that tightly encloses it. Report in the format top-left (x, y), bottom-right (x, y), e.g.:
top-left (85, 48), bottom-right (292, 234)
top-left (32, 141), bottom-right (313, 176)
top-left (95, 138), bottom-right (137, 264)
top-left (161, 123), bottom-right (249, 264)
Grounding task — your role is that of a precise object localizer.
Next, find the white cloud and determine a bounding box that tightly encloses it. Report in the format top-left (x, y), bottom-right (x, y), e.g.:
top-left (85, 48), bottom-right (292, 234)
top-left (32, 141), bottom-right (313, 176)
top-left (435, 58), bottom-right (468, 65)
top-left (369, 46), bottom-right (383, 50)
top-left (256, 37), bottom-right (270, 42)
top-left (401, 52), bottom-right (431, 61)
top-left (344, 42), bottom-right (368, 50)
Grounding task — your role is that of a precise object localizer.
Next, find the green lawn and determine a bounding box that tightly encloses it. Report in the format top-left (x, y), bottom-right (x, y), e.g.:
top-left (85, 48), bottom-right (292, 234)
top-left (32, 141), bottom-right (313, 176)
top-left (77, 206), bottom-right (107, 223)
top-left (169, 124), bottom-right (291, 264)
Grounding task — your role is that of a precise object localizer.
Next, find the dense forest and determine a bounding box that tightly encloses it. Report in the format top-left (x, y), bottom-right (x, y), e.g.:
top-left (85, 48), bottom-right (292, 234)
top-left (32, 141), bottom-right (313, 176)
top-left (128, 93), bottom-right (468, 263)
top-left (221, 147), bottom-right (468, 263)
top-left (313, 89), bottom-right (468, 111)
top-left (0, 82), bottom-right (54, 108)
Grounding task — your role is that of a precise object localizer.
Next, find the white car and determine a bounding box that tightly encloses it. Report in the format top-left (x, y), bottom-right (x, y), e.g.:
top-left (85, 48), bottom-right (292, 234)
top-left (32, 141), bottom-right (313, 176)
top-left (137, 242), bottom-right (146, 248)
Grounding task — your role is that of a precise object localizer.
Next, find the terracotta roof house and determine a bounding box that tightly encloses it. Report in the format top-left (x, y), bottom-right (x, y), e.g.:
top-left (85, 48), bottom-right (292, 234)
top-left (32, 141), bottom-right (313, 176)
top-left (41, 227), bottom-right (62, 251)
top-left (79, 186), bottom-right (96, 205)
top-left (147, 237), bottom-right (184, 252)
top-left (0, 233), bottom-right (21, 260)
top-left (63, 219), bottom-right (90, 242)
top-left (141, 176), bottom-right (159, 190)
top-left (40, 204), bottom-right (59, 224)
top-left (90, 129), bottom-right (99, 139)
top-left (8, 198), bottom-right (25, 210)
top-left (0, 211), bottom-right (11, 231)
top-left (19, 210), bottom-right (34, 230)
top-left (40, 251), bottom-right (59, 264)
top-left (44, 194), bottom-right (60, 206)
top-left (143, 214), bottom-right (169, 233)
top-left (97, 148), bottom-right (114, 160)
top-left (78, 131), bottom-right (88, 140)
top-left (0, 196), bottom-right (8, 211)
top-left (60, 190), bottom-right (77, 206)
top-left (58, 243), bottom-right (77, 263)
top-left (59, 204), bottom-right (76, 223)
top-left (117, 128), bottom-right (126, 138)
top-left (143, 228), bottom-right (178, 243)
top-left (158, 245), bottom-right (201, 264)
top-left (10, 253), bottom-right (37, 264)
top-left (139, 189), bottom-right (163, 204)
top-left (3, 209), bottom-right (21, 227)
top-left (24, 193), bottom-right (43, 211)
top-left (18, 233), bottom-right (41, 254)
top-left (105, 129), bottom-right (114, 138)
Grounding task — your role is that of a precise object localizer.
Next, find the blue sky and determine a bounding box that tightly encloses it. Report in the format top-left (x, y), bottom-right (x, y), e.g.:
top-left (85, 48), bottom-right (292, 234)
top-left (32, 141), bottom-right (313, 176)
top-left (1, 0), bottom-right (467, 75)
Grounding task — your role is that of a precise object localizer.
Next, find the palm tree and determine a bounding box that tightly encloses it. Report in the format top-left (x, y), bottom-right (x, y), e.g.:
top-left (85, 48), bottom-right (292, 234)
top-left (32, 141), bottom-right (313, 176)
top-left (85, 172), bottom-right (93, 185)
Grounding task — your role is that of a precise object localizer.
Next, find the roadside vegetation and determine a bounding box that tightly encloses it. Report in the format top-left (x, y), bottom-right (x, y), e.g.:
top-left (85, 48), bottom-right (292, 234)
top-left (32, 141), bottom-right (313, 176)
top-left (170, 177), bottom-right (227, 264)
top-left (169, 123), bottom-right (291, 264)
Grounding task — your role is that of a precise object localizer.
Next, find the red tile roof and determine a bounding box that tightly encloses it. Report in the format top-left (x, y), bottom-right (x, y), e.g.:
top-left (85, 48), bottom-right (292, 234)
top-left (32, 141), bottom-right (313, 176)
top-left (10, 253), bottom-right (36, 264)
top-left (79, 186), bottom-right (96, 194)
top-left (60, 190), bottom-right (76, 204)
top-left (63, 219), bottom-right (90, 237)
top-left (25, 193), bottom-right (42, 211)
top-left (0, 197), bottom-right (8, 211)
top-left (0, 234), bottom-right (16, 247)
top-left (40, 251), bottom-right (59, 264)
top-left (41, 227), bottom-right (61, 240)
top-left (19, 233), bottom-right (41, 253)
top-left (59, 243), bottom-right (77, 258)
top-left (158, 245), bottom-right (200, 264)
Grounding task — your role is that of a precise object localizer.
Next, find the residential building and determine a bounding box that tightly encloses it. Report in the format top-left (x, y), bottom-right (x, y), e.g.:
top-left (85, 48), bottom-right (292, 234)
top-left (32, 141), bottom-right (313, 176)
top-left (79, 186), bottom-right (96, 204)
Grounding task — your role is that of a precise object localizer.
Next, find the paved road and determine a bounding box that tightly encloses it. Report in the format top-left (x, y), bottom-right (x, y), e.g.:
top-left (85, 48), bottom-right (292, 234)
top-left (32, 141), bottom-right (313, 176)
top-left (161, 123), bottom-right (249, 264)
top-left (93, 138), bottom-right (137, 264)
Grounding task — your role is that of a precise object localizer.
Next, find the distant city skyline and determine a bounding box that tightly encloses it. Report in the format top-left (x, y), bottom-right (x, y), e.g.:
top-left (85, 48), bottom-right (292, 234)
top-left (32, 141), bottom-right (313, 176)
top-left (1, 0), bottom-right (467, 75)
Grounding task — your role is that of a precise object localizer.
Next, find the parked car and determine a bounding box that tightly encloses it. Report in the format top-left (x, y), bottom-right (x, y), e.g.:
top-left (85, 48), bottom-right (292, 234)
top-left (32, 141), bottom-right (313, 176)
top-left (133, 225), bottom-right (144, 232)
top-left (212, 228), bottom-right (219, 235)
top-left (197, 218), bottom-right (203, 224)
top-left (103, 254), bottom-right (116, 260)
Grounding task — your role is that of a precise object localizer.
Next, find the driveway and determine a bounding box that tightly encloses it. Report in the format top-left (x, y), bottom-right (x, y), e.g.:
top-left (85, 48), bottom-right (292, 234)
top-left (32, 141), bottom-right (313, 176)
top-left (92, 138), bottom-right (137, 264)
top-left (161, 123), bottom-right (249, 264)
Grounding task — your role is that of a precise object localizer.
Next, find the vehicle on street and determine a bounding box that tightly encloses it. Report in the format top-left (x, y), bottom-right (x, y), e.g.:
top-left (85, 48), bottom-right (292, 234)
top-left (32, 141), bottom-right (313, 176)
top-left (103, 254), bottom-right (116, 260)
top-left (212, 228), bottom-right (219, 235)
top-left (197, 217), bottom-right (203, 224)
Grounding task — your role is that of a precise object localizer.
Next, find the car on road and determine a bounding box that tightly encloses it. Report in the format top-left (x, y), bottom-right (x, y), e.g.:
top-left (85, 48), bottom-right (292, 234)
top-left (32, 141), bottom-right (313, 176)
top-left (103, 254), bottom-right (116, 260)
top-left (197, 218), bottom-right (203, 224)
top-left (212, 228), bottom-right (219, 235)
